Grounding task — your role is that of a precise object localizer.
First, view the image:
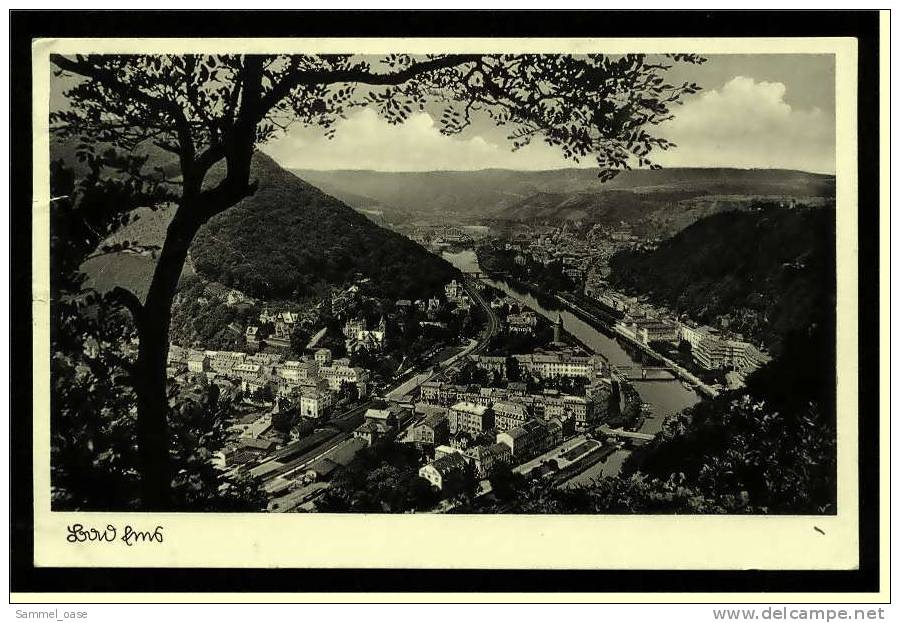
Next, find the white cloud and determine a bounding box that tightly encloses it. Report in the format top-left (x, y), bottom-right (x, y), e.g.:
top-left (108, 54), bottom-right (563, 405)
top-left (654, 76), bottom-right (835, 174)
top-left (261, 107), bottom-right (571, 171)
top-left (262, 77), bottom-right (835, 174)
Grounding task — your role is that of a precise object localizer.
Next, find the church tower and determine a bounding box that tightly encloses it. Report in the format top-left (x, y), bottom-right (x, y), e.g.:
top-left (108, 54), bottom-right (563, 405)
top-left (553, 313), bottom-right (563, 343)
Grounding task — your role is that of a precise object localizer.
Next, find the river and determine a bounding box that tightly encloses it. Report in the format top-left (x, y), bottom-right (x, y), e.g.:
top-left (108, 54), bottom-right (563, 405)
top-left (442, 249), bottom-right (700, 437)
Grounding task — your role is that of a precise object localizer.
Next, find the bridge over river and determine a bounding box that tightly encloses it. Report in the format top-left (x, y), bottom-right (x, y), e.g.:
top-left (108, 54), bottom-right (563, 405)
top-left (610, 364), bottom-right (677, 382)
top-left (598, 425), bottom-right (656, 442)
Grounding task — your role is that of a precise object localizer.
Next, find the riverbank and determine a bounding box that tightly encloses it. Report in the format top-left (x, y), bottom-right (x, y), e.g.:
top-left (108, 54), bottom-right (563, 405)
top-left (556, 291), bottom-right (720, 398)
top-left (440, 249), bottom-right (701, 434)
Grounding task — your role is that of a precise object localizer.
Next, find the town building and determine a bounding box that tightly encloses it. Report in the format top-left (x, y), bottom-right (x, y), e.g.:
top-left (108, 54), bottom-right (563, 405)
top-left (232, 361), bottom-right (263, 383)
top-left (513, 353), bottom-right (603, 379)
top-left (444, 279), bottom-right (465, 302)
top-left (314, 348), bottom-right (333, 366)
top-left (237, 436), bottom-right (278, 455)
top-left (545, 416), bottom-right (576, 446)
top-left (344, 316), bottom-right (387, 353)
top-left (465, 442), bottom-right (512, 478)
top-left (319, 359), bottom-right (369, 396)
top-left (434, 444), bottom-right (464, 460)
top-left (507, 311), bottom-right (539, 334)
top-left (299, 385), bottom-right (335, 419)
top-left (276, 359), bottom-right (318, 384)
top-left (544, 394), bottom-right (594, 430)
top-left (496, 419), bottom-right (549, 459)
top-left (617, 318), bottom-right (680, 345)
top-left (208, 350), bottom-right (247, 375)
top-left (493, 400), bottom-right (529, 432)
top-left (448, 401), bottom-right (494, 436)
top-left (353, 407), bottom-right (399, 446)
top-left (187, 351), bottom-right (210, 373)
top-left (418, 452), bottom-right (468, 492)
top-left (364, 408), bottom-right (398, 429)
top-left (596, 291), bottom-right (636, 314)
top-left (419, 380), bottom-right (443, 403)
top-left (273, 311), bottom-right (298, 340)
top-left (167, 344), bottom-right (187, 365)
top-left (245, 325), bottom-right (259, 347)
top-left (692, 335), bottom-right (772, 373)
top-left (731, 341), bottom-right (772, 372)
top-left (474, 355), bottom-right (507, 379)
top-left (412, 412), bottom-right (450, 446)
top-left (679, 323), bottom-right (717, 349)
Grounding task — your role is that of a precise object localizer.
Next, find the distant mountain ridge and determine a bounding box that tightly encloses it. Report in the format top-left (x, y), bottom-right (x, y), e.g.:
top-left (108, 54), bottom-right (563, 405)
top-left (294, 167), bottom-right (836, 229)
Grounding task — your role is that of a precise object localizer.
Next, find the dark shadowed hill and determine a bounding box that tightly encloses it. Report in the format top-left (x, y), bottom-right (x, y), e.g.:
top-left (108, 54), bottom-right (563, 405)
top-left (609, 205), bottom-right (836, 352)
top-left (51, 135), bottom-right (457, 302)
top-left (190, 152), bottom-right (457, 300)
top-left (294, 167), bottom-right (836, 228)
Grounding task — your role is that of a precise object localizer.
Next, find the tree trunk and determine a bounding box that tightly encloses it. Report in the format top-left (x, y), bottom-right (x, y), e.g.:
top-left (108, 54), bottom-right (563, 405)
top-left (133, 211), bottom-right (198, 510)
top-left (130, 57), bottom-right (262, 510)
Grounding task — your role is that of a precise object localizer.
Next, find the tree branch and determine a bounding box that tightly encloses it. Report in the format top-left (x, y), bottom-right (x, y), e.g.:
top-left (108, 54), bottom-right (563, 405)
top-left (256, 54), bottom-right (482, 123)
top-left (109, 286), bottom-right (144, 325)
top-left (52, 55), bottom-right (197, 185)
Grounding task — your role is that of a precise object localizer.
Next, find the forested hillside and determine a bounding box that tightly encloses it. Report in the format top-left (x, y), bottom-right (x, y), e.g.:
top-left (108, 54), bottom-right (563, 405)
top-left (620, 317), bottom-right (837, 514)
top-left (609, 205), bottom-right (836, 352)
top-left (55, 134), bottom-right (460, 304)
top-left (192, 152), bottom-right (458, 301)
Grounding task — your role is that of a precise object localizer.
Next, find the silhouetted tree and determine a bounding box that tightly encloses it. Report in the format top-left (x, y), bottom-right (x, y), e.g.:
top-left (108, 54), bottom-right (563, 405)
top-left (52, 52), bottom-right (704, 508)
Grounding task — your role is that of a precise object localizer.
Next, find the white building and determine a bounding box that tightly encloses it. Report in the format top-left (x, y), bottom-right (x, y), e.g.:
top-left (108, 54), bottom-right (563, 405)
top-left (418, 452), bottom-right (468, 491)
top-left (299, 386), bottom-right (335, 419)
top-left (448, 401), bottom-right (493, 436)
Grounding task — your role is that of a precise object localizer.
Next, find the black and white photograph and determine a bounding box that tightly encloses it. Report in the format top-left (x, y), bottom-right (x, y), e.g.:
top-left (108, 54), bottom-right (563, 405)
top-left (10, 10), bottom-right (886, 602)
top-left (42, 46), bottom-right (837, 515)
top-left (46, 48), bottom-right (842, 516)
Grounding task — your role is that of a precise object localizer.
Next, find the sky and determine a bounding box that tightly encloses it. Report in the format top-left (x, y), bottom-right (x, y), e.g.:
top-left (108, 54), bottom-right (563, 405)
top-left (261, 54), bottom-right (836, 174)
top-left (51, 53), bottom-right (836, 175)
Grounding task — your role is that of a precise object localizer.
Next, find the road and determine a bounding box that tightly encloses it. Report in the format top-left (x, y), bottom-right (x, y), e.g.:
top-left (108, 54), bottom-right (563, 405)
top-left (558, 291), bottom-right (719, 398)
top-left (384, 276), bottom-right (499, 402)
top-left (255, 276), bottom-right (501, 496)
top-left (462, 276), bottom-right (499, 358)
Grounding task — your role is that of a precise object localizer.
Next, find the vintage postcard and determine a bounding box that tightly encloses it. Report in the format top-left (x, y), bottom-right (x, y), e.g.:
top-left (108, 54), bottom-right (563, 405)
top-left (12, 9), bottom-right (887, 600)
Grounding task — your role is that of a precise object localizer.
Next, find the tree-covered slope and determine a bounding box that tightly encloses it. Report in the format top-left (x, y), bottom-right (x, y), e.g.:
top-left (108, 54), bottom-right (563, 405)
top-left (609, 205), bottom-right (836, 352)
top-left (617, 313), bottom-right (837, 514)
top-left (192, 152), bottom-right (457, 300)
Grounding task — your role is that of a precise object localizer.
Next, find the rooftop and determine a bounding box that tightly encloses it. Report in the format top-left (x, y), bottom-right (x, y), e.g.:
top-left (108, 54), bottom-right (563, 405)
top-left (493, 401), bottom-right (527, 415)
top-left (450, 401), bottom-right (489, 416)
top-left (420, 412), bottom-right (449, 428)
top-left (318, 437), bottom-right (367, 467)
top-left (364, 408), bottom-right (393, 421)
top-left (429, 452), bottom-right (468, 476)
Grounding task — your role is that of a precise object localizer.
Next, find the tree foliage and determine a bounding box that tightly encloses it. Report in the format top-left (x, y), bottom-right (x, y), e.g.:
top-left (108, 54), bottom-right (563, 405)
top-left (50, 51), bottom-right (704, 508)
top-left (49, 163), bottom-right (268, 511)
top-left (315, 440), bottom-right (438, 513)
